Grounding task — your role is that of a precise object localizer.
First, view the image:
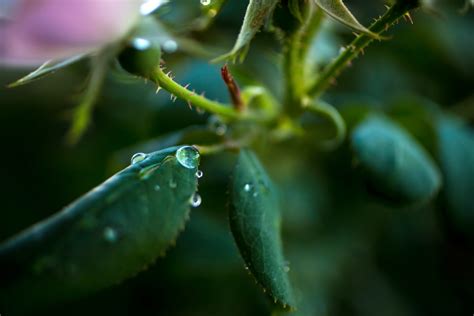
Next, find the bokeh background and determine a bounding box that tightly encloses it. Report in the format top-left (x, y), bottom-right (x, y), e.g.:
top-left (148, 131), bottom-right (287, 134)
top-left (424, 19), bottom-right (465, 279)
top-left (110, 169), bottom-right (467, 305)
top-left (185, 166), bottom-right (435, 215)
top-left (0, 0), bottom-right (473, 315)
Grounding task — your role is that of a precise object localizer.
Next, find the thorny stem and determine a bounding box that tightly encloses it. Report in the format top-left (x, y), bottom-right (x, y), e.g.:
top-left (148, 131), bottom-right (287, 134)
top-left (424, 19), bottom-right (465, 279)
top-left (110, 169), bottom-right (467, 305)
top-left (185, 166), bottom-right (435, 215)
top-left (151, 66), bottom-right (276, 123)
top-left (307, 2), bottom-right (419, 98)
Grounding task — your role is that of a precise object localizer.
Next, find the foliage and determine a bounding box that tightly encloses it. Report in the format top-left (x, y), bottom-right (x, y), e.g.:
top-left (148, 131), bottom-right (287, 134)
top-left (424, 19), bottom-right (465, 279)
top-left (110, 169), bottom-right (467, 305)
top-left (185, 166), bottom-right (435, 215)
top-left (0, 0), bottom-right (473, 315)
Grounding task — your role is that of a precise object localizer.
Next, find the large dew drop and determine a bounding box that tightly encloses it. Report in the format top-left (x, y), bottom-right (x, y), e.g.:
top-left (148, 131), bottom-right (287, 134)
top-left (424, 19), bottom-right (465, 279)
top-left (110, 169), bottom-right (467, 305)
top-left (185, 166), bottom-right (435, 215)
top-left (131, 152), bottom-right (147, 164)
top-left (176, 146), bottom-right (200, 169)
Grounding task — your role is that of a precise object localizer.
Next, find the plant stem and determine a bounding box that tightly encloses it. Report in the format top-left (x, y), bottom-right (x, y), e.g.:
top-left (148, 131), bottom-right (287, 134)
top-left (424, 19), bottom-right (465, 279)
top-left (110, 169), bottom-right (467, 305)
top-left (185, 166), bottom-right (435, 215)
top-left (152, 66), bottom-right (277, 123)
top-left (302, 97), bottom-right (346, 150)
top-left (152, 66), bottom-right (240, 119)
top-left (307, 2), bottom-right (419, 98)
top-left (284, 3), bottom-right (323, 115)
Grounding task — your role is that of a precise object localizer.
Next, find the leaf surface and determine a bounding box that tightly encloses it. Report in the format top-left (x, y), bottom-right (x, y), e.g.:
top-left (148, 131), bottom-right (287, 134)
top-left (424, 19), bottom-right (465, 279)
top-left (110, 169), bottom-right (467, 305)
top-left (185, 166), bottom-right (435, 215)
top-left (213, 0), bottom-right (279, 62)
top-left (314, 0), bottom-right (380, 38)
top-left (0, 146), bottom-right (199, 313)
top-left (352, 116), bottom-right (442, 204)
top-left (230, 149), bottom-right (295, 310)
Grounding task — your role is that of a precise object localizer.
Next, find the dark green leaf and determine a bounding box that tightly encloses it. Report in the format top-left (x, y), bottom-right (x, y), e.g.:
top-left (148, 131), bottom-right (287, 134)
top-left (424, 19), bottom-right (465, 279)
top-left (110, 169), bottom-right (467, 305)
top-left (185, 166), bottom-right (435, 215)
top-left (8, 54), bottom-right (86, 87)
top-left (0, 146), bottom-right (199, 313)
top-left (213, 0), bottom-right (279, 62)
top-left (230, 149), bottom-right (295, 310)
top-left (437, 117), bottom-right (474, 241)
top-left (352, 116), bottom-right (442, 204)
top-left (314, 0), bottom-right (381, 38)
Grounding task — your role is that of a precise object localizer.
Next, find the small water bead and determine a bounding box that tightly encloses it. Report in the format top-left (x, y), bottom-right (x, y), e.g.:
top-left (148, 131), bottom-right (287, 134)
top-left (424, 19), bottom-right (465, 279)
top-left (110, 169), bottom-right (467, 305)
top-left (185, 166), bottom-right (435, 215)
top-left (132, 37), bottom-right (151, 51)
top-left (244, 183), bottom-right (252, 192)
top-left (283, 261), bottom-right (291, 272)
top-left (154, 184), bottom-right (161, 191)
top-left (176, 146), bottom-right (200, 169)
top-left (103, 227), bottom-right (118, 243)
top-left (200, 0), bottom-right (211, 5)
top-left (189, 193), bottom-right (202, 207)
top-left (196, 170), bottom-right (204, 178)
top-left (207, 116), bottom-right (227, 136)
top-left (131, 152), bottom-right (147, 164)
top-left (169, 179), bottom-right (177, 189)
top-left (162, 39), bottom-right (178, 53)
top-left (140, 0), bottom-right (168, 15)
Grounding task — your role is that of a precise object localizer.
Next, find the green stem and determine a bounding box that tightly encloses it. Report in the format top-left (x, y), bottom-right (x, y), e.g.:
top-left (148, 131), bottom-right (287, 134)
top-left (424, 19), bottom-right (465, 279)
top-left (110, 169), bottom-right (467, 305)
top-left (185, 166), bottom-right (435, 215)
top-left (66, 53), bottom-right (109, 144)
top-left (152, 66), bottom-right (277, 123)
top-left (307, 2), bottom-right (418, 98)
top-left (284, 4), bottom-right (323, 114)
top-left (302, 97), bottom-right (346, 150)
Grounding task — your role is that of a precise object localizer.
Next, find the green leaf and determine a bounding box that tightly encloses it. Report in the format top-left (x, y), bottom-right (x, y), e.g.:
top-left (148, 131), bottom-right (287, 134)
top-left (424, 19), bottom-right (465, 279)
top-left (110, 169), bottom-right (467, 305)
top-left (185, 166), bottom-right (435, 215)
top-left (0, 146), bottom-right (199, 313)
top-left (314, 0), bottom-right (381, 39)
top-left (437, 117), bottom-right (474, 241)
top-left (8, 54), bottom-right (86, 87)
top-left (229, 149), bottom-right (295, 310)
top-left (352, 116), bottom-right (442, 204)
top-left (213, 0), bottom-right (279, 62)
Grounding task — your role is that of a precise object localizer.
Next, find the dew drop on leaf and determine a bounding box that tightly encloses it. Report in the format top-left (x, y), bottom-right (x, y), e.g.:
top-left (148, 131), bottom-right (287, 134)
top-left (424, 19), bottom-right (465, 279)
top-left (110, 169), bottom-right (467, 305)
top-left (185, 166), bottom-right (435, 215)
top-left (131, 152), bottom-right (147, 164)
top-left (176, 146), bottom-right (200, 169)
top-left (244, 183), bottom-right (252, 192)
top-left (189, 193), bottom-right (202, 207)
top-left (196, 170), bottom-right (204, 178)
top-left (103, 227), bottom-right (118, 243)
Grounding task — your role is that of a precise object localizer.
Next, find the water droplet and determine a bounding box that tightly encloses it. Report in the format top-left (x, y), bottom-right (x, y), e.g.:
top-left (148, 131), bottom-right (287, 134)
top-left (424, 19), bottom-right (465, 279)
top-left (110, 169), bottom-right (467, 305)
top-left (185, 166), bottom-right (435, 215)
top-left (176, 146), bottom-right (200, 169)
top-left (132, 38), bottom-right (151, 51)
top-left (154, 184), bottom-right (161, 191)
top-left (196, 170), bottom-right (204, 178)
top-left (169, 179), bottom-right (177, 189)
top-left (140, 0), bottom-right (168, 15)
top-left (189, 193), bottom-right (202, 207)
top-left (103, 227), bottom-right (118, 243)
top-left (207, 115), bottom-right (227, 136)
top-left (252, 192), bottom-right (259, 197)
top-left (283, 261), bottom-right (290, 272)
top-left (200, 0), bottom-right (211, 5)
top-left (131, 152), bottom-right (147, 164)
top-left (244, 183), bottom-right (252, 192)
top-left (162, 39), bottom-right (178, 53)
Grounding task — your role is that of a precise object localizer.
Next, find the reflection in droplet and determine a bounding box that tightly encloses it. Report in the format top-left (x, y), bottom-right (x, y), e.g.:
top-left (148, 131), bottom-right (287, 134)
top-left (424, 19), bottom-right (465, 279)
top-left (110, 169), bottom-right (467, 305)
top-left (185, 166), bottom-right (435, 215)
top-left (208, 115), bottom-right (227, 136)
top-left (200, 0), bottom-right (211, 5)
top-left (140, 0), bottom-right (168, 15)
top-left (163, 39), bottom-right (178, 53)
top-left (154, 184), bottom-right (161, 191)
top-left (131, 152), bottom-right (147, 164)
top-left (169, 179), bottom-right (177, 189)
top-left (103, 227), bottom-right (118, 243)
top-left (189, 193), bottom-right (202, 207)
top-left (196, 170), bottom-right (204, 178)
top-left (176, 146), bottom-right (200, 169)
top-left (244, 183), bottom-right (252, 192)
top-left (132, 38), bottom-right (151, 51)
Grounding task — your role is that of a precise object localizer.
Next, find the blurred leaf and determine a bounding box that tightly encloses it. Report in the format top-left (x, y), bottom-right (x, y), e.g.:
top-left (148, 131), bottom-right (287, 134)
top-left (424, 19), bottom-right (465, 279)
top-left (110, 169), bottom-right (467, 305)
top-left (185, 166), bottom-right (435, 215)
top-left (352, 116), bottom-right (442, 204)
top-left (314, 0), bottom-right (381, 38)
top-left (213, 0), bottom-right (279, 62)
top-left (0, 146), bottom-right (199, 313)
top-left (8, 54), bottom-right (86, 87)
top-left (229, 149), bottom-right (295, 310)
top-left (437, 116), bottom-right (474, 242)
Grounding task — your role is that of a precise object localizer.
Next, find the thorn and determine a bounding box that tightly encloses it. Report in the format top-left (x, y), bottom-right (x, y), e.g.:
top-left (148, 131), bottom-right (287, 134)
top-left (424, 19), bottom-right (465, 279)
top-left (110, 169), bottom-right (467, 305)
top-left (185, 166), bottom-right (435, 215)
top-left (384, 4), bottom-right (390, 10)
top-left (405, 12), bottom-right (414, 24)
top-left (187, 101), bottom-right (192, 109)
top-left (155, 86), bottom-right (162, 94)
top-left (165, 71), bottom-right (172, 77)
top-left (184, 83), bottom-right (190, 89)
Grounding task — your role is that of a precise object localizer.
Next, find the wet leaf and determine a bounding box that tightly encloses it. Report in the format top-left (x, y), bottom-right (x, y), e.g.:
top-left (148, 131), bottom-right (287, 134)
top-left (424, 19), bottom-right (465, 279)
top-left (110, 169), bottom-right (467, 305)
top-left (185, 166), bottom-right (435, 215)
top-left (229, 149), bottom-right (295, 310)
top-left (8, 54), bottom-right (86, 87)
top-left (352, 116), bottom-right (442, 204)
top-left (437, 117), bottom-right (474, 241)
top-left (314, 0), bottom-right (381, 38)
top-left (0, 146), bottom-right (199, 313)
top-left (213, 0), bottom-right (279, 62)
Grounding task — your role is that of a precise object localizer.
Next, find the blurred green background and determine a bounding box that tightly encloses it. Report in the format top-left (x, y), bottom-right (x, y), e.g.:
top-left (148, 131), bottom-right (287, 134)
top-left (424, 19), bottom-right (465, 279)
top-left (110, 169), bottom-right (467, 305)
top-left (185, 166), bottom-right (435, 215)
top-left (0, 0), bottom-right (473, 315)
